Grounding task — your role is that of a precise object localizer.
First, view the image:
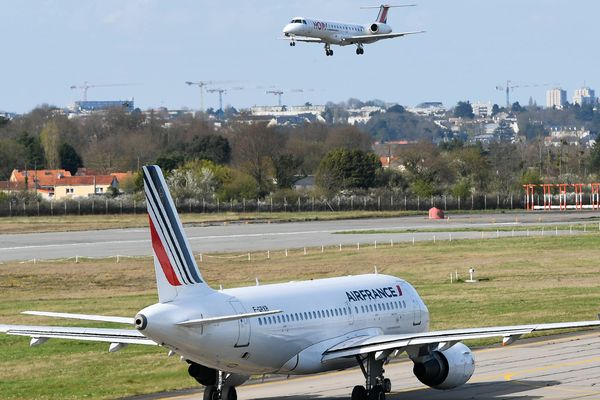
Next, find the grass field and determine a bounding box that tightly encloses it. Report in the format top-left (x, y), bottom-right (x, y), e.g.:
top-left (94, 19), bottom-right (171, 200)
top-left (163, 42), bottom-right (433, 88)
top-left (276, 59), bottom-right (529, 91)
top-left (1, 234), bottom-right (599, 399)
top-left (0, 211), bottom-right (424, 234)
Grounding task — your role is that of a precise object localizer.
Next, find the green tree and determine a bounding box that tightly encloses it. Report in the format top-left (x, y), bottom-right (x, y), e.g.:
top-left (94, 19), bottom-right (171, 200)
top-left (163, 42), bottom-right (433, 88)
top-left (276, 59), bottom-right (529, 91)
top-left (273, 154), bottom-right (303, 189)
top-left (0, 138), bottom-right (26, 179)
top-left (188, 135), bottom-right (231, 164)
top-left (58, 143), bottom-right (83, 174)
top-left (316, 149), bottom-right (382, 192)
top-left (16, 132), bottom-right (45, 168)
top-left (453, 101), bottom-right (474, 119)
top-left (39, 121), bottom-right (61, 168)
top-left (155, 153), bottom-right (185, 172)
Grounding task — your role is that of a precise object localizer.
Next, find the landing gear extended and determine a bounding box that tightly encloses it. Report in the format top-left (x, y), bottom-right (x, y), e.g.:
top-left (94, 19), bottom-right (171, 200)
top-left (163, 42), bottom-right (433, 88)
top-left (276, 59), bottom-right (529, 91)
top-left (351, 354), bottom-right (392, 400)
top-left (188, 363), bottom-right (238, 400)
top-left (289, 41), bottom-right (296, 47)
top-left (356, 44), bottom-right (365, 55)
top-left (324, 43), bottom-right (334, 56)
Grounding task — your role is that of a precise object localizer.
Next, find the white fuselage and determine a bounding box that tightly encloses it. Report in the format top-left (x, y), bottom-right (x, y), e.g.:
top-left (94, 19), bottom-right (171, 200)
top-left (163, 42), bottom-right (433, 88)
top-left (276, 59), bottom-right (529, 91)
top-left (139, 274), bottom-right (429, 376)
top-left (283, 17), bottom-right (392, 45)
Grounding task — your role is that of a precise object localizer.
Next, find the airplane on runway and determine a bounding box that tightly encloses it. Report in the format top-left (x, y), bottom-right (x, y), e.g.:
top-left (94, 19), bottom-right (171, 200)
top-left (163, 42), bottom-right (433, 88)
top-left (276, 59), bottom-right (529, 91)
top-left (1, 165), bottom-right (600, 400)
top-left (282, 4), bottom-right (424, 56)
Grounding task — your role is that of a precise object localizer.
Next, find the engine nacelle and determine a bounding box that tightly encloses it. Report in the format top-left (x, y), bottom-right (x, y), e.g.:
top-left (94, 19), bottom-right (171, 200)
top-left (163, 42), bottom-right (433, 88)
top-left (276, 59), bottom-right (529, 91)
top-left (369, 23), bottom-right (392, 35)
top-left (412, 343), bottom-right (475, 390)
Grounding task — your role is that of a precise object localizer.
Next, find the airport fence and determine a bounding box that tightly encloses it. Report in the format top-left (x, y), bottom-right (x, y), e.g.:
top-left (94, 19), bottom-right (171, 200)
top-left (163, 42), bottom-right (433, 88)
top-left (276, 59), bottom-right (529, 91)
top-left (0, 193), bottom-right (527, 217)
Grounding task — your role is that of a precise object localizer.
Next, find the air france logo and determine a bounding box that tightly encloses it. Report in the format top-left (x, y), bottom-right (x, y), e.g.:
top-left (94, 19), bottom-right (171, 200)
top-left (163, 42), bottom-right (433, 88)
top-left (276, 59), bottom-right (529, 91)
top-left (346, 286), bottom-right (402, 302)
top-left (313, 21), bottom-right (327, 30)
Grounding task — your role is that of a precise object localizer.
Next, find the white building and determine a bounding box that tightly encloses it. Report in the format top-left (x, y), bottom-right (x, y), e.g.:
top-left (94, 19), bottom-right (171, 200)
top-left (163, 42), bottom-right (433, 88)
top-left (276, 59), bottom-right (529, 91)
top-left (572, 87), bottom-right (596, 106)
top-left (546, 88), bottom-right (567, 109)
top-left (347, 106), bottom-right (385, 125)
top-left (471, 101), bottom-right (493, 117)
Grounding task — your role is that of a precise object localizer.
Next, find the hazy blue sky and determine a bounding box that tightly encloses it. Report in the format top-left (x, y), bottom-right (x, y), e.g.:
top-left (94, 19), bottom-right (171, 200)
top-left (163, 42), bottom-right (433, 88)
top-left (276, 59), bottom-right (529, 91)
top-left (2, 1), bottom-right (598, 113)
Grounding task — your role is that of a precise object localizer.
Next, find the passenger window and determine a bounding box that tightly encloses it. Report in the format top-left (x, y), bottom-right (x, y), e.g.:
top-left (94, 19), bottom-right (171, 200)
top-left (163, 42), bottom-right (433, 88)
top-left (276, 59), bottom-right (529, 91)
top-left (355, 306), bottom-right (359, 314)
top-left (403, 301), bottom-right (407, 308)
top-left (312, 311), bottom-right (317, 319)
top-left (369, 305), bottom-right (374, 312)
top-left (326, 310), bottom-right (330, 317)
top-left (258, 318), bottom-right (262, 326)
top-left (277, 316), bottom-right (281, 323)
top-left (334, 309), bottom-right (338, 316)
top-left (304, 312), bottom-right (308, 320)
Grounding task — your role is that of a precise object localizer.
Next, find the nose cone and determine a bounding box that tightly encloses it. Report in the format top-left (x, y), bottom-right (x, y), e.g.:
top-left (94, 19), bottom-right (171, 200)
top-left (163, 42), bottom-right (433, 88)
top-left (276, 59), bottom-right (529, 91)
top-left (283, 24), bottom-right (295, 35)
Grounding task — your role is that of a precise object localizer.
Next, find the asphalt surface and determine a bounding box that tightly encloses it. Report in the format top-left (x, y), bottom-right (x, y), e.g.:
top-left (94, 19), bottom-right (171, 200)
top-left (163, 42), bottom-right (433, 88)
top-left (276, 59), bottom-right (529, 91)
top-left (139, 332), bottom-right (600, 400)
top-left (1, 212), bottom-right (600, 262)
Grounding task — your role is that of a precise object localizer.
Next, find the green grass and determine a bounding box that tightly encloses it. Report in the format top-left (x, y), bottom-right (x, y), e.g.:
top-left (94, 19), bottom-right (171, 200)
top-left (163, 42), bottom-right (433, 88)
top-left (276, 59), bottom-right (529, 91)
top-left (1, 234), bottom-right (600, 399)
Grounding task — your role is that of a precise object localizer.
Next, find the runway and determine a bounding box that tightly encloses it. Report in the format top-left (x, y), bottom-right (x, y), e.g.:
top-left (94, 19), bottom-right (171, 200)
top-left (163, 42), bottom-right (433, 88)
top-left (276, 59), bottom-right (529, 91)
top-left (141, 332), bottom-right (600, 400)
top-left (1, 212), bottom-right (599, 262)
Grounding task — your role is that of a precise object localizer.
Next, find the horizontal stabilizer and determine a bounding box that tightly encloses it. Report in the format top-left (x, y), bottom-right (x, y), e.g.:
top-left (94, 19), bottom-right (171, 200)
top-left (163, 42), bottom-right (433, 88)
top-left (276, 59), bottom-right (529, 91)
top-left (1, 324), bottom-right (155, 345)
top-left (177, 310), bottom-right (283, 327)
top-left (22, 311), bottom-right (133, 325)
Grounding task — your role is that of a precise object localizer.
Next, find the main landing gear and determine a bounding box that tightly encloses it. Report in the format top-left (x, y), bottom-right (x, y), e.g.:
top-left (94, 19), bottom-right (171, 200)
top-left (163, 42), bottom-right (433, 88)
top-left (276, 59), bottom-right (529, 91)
top-left (324, 43), bottom-right (334, 56)
top-left (355, 45), bottom-right (364, 55)
top-left (289, 41), bottom-right (296, 47)
top-left (351, 354), bottom-right (392, 400)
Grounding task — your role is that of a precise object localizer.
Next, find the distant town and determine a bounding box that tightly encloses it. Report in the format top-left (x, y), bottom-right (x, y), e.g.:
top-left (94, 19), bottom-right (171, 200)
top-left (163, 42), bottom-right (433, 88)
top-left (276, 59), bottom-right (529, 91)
top-left (1, 83), bottom-right (599, 212)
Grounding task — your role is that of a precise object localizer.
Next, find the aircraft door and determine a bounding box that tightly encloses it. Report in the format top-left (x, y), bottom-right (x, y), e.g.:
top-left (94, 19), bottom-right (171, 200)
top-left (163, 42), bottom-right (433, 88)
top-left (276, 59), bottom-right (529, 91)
top-left (229, 300), bottom-right (250, 347)
top-left (400, 282), bottom-right (421, 326)
top-left (345, 301), bottom-right (354, 325)
top-left (411, 293), bottom-right (421, 326)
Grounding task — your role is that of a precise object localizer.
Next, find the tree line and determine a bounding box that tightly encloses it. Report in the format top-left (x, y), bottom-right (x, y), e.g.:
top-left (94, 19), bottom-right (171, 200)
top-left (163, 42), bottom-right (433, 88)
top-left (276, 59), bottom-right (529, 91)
top-left (1, 103), bottom-right (600, 204)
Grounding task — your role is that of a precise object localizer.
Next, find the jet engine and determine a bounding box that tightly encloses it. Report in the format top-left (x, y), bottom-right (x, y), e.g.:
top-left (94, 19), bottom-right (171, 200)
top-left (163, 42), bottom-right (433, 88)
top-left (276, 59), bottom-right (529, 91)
top-left (412, 343), bottom-right (475, 390)
top-left (369, 23), bottom-right (392, 35)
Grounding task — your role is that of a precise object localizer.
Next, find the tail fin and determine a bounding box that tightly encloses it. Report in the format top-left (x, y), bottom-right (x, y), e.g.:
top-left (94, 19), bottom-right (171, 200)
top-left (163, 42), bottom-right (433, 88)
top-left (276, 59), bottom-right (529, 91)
top-left (143, 165), bottom-right (213, 302)
top-left (376, 5), bottom-right (391, 23)
top-left (361, 4), bottom-right (416, 24)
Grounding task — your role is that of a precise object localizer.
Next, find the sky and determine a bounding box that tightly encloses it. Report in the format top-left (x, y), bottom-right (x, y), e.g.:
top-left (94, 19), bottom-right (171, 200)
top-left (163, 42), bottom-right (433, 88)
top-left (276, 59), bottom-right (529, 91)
top-left (1, 0), bottom-right (599, 113)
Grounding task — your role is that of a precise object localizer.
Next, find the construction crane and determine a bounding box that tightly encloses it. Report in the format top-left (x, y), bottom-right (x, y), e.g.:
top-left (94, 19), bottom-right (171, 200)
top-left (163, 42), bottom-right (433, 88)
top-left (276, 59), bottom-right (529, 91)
top-left (495, 80), bottom-right (554, 109)
top-left (69, 81), bottom-right (140, 101)
top-left (266, 90), bottom-right (284, 107)
top-left (185, 80), bottom-right (236, 112)
top-left (206, 88), bottom-right (227, 111)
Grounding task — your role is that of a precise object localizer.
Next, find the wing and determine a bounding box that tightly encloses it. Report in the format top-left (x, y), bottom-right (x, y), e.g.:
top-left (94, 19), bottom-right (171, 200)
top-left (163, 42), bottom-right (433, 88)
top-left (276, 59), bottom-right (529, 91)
top-left (322, 319), bottom-right (600, 361)
top-left (344, 30), bottom-right (425, 43)
top-left (283, 36), bottom-right (325, 43)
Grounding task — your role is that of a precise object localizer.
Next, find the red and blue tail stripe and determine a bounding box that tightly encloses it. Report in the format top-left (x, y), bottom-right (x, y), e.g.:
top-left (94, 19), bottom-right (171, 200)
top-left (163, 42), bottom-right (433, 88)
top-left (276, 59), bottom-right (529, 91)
top-left (143, 165), bottom-right (203, 286)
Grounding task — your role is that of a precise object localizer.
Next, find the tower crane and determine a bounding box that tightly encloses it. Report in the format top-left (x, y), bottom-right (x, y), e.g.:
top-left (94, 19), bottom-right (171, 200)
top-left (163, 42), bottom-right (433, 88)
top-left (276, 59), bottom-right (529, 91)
top-left (495, 80), bottom-right (554, 109)
top-left (69, 82), bottom-right (140, 101)
top-left (266, 90), bottom-right (284, 107)
top-left (206, 88), bottom-right (227, 111)
top-left (185, 80), bottom-right (235, 112)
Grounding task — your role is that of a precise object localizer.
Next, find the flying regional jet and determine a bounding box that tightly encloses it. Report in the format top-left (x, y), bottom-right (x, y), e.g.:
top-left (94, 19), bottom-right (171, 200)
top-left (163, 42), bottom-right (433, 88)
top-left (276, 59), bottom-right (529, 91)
top-left (1, 165), bottom-right (599, 400)
top-left (282, 4), bottom-right (424, 56)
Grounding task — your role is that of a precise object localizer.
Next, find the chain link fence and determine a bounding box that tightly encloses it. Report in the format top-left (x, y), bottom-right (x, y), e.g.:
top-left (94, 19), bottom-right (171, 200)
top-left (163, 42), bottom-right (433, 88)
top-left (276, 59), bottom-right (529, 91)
top-left (0, 193), bottom-right (527, 217)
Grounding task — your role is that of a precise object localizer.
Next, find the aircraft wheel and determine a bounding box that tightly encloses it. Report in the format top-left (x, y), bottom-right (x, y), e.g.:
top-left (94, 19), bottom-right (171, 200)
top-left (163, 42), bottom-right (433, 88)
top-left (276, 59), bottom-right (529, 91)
top-left (203, 386), bottom-right (219, 400)
top-left (351, 385), bottom-right (367, 400)
top-left (222, 386), bottom-right (237, 400)
top-left (369, 385), bottom-right (385, 400)
top-left (383, 378), bottom-right (392, 393)
top-left (329, 50), bottom-right (334, 56)
top-left (356, 48), bottom-right (361, 55)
